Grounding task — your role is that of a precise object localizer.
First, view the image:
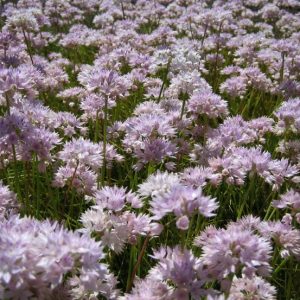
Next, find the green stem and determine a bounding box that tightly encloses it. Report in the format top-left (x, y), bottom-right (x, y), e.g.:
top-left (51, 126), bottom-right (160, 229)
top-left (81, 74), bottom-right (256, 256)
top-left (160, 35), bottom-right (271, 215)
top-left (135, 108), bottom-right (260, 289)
top-left (280, 52), bottom-right (285, 83)
top-left (5, 93), bottom-right (10, 115)
top-left (7, 91), bottom-right (22, 202)
top-left (181, 229), bottom-right (187, 251)
top-left (68, 162), bottom-right (79, 192)
top-left (126, 245), bottom-right (136, 292)
top-left (101, 96), bottom-right (108, 186)
top-left (12, 145), bottom-right (21, 203)
top-left (21, 28), bottom-right (34, 65)
top-left (263, 191), bottom-right (276, 221)
top-left (94, 110), bottom-right (100, 142)
top-left (157, 59), bottom-right (171, 103)
top-left (273, 258), bottom-right (288, 275)
top-left (180, 97), bottom-right (187, 120)
top-left (201, 23), bottom-right (208, 47)
top-left (241, 88), bottom-right (255, 118)
top-left (23, 161), bottom-right (31, 215)
top-left (237, 176), bottom-right (256, 219)
top-left (212, 22), bottom-right (223, 91)
top-left (126, 235), bottom-right (150, 292)
top-left (34, 155), bottom-right (41, 217)
top-left (120, 0), bottom-right (126, 19)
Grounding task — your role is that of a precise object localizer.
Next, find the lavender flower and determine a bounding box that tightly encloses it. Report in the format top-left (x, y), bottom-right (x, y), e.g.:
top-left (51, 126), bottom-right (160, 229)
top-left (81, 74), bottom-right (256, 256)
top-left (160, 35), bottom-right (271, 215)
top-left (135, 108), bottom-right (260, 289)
top-left (0, 66), bottom-right (35, 100)
top-left (228, 276), bottom-right (276, 300)
top-left (195, 224), bottom-right (272, 281)
top-left (95, 185), bottom-right (142, 211)
top-left (147, 246), bottom-right (206, 299)
top-left (122, 113), bottom-right (176, 149)
top-left (258, 220), bottom-right (300, 260)
top-left (137, 171), bottom-right (181, 198)
top-left (0, 182), bottom-right (18, 220)
top-left (274, 97), bottom-right (300, 135)
top-left (80, 202), bottom-right (162, 253)
top-left (272, 189), bottom-right (300, 212)
top-left (78, 68), bottom-right (128, 100)
top-left (150, 184), bottom-right (218, 230)
top-left (57, 137), bottom-right (103, 171)
top-left (0, 113), bottom-right (60, 168)
top-left (187, 90), bottom-right (229, 119)
top-left (166, 70), bottom-right (211, 98)
top-left (180, 166), bottom-right (213, 188)
top-left (133, 138), bottom-right (177, 171)
top-left (0, 214), bottom-right (118, 299)
top-left (120, 277), bottom-right (172, 300)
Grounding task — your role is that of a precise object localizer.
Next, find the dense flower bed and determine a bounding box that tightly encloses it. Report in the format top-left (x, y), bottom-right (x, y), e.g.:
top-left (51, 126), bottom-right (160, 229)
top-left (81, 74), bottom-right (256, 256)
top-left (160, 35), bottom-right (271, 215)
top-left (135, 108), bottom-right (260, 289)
top-left (1, 0), bottom-right (300, 299)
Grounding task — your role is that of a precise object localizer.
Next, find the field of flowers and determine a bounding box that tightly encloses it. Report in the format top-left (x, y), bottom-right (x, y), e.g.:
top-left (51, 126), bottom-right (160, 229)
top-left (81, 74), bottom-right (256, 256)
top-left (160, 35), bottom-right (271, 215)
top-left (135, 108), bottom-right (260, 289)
top-left (1, 0), bottom-right (300, 299)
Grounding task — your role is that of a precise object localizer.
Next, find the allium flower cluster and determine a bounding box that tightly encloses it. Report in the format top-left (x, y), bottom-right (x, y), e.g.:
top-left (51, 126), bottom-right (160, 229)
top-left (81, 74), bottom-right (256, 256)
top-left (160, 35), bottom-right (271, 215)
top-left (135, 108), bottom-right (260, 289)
top-left (78, 67), bottom-right (129, 100)
top-left (0, 113), bottom-right (60, 169)
top-left (166, 70), bottom-right (211, 98)
top-left (53, 138), bottom-right (102, 194)
top-left (137, 170), bottom-right (181, 198)
top-left (195, 225), bottom-right (272, 286)
top-left (187, 90), bottom-right (229, 119)
top-left (81, 186), bottom-right (162, 253)
top-left (207, 146), bottom-right (299, 189)
top-left (228, 276), bottom-right (276, 300)
top-left (0, 215), bottom-right (118, 299)
top-left (54, 138), bottom-right (123, 194)
top-left (0, 66), bottom-right (36, 100)
top-left (274, 97), bottom-right (300, 134)
top-left (257, 219), bottom-right (300, 260)
top-left (149, 183), bottom-right (218, 230)
top-left (147, 246), bottom-right (206, 299)
top-left (120, 277), bottom-right (172, 300)
top-left (57, 137), bottom-right (103, 171)
top-left (272, 189), bottom-right (300, 213)
top-left (0, 182), bottom-right (18, 220)
top-left (122, 112), bottom-right (178, 170)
